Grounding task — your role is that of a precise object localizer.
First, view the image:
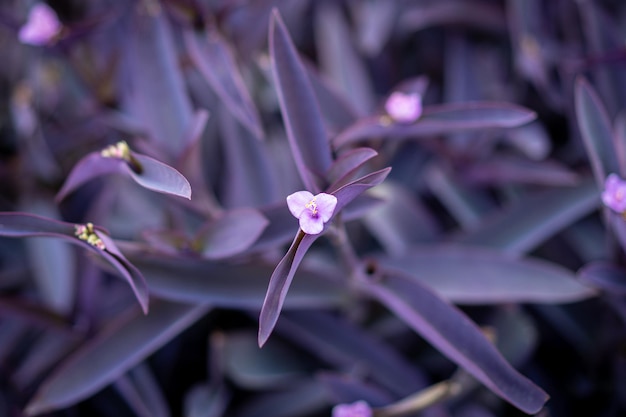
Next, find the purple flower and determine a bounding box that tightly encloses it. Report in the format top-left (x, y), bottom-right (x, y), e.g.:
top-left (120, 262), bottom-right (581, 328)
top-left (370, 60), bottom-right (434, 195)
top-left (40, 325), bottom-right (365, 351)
top-left (286, 191), bottom-right (337, 235)
top-left (602, 173), bottom-right (626, 214)
top-left (384, 91), bottom-right (422, 123)
top-left (332, 401), bottom-right (373, 417)
top-left (18, 3), bottom-right (62, 46)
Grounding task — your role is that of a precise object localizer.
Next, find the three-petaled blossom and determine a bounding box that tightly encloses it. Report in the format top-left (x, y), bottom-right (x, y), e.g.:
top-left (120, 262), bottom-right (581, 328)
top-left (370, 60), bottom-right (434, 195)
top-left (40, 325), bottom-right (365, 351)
top-left (19, 3), bottom-right (62, 46)
top-left (602, 173), bottom-right (626, 214)
top-left (286, 191), bottom-right (337, 235)
top-left (332, 400), bottom-right (373, 417)
top-left (384, 91), bottom-right (422, 123)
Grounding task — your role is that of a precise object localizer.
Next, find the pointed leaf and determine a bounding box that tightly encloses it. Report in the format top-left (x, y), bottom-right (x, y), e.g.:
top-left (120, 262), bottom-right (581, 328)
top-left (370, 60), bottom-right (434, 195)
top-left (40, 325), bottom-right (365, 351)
top-left (200, 209), bottom-right (269, 260)
top-left (334, 102), bottom-right (536, 147)
top-left (0, 213), bottom-right (149, 313)
top-left (456, 178), bottom-right (599, 254)
top-left (258, 230), bottom-right (319, 346)
top-left (332, 168), bottom-right (392, 214)
top-left (57, 151), bottom-right (191, 201)
top-left (270, 10), bottom-right (332, 192)
top-left (359, 270), bottom-right (549, 414)
top-left (124, 9), bottom-right (193, 155)
top-left (184, 29), bottom-right (263, 139)
top-left (575, 77), bottom-right (618, 187)
top-left (25, 301), bottom-right (209, 416)
top-left (579, 262), bottom-right (626, 295)
top-left (327, 147), bottom-right (378, 190)
top-left (128, 154), bottom-right (192, 199)
top-left (376, 245), bottom-right (596, 304)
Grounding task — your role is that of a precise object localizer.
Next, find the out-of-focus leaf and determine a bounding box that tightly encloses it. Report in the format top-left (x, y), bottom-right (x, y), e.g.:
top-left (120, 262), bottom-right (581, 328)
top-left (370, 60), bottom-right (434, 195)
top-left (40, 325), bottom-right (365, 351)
top-left (327, 147), bottom-right (378, 190)
top-left (615, 111), bottom-right (626, 176)
top-left (334, 102), bottom-right (536, 147)
top-left (218, 108), bottom-right (280, 208)
top-left (305, 61), bottom-right (359, 133)
top-left (22, 199), bottom-right (75, 314)
top-left (0, 213), bottom-right (150, 314)
top-left (578, 262), bottom-right (626, 295)
top-left (125, 253), bottom-right (345, 309)
top-left (575, 77), bottom-right (618, 187)
top-left (493, 308), bottom-right (538, 367)
top-left (375, 245), bottom-right (595, 304)
top-left (359, 269), bottom-right (549, 414)
top-left (114, 364), bottom-right (170, 417)
top-left (317, 373), bottom-right (393, 407)
top-left (235, 380), bottom-right (328, 417)
top-left (270, 10), bottom-right (332, 192)
top-left (332, 168), bottom-right (392, 214)
top-left (400, 0), bottom-right (506, 32)
top-left (278, 311), bottom-right (425, 396)
top-left (124, 8), bottom-right (193, 155)
top-left (315, 1), bottom-right (375, 116)
top-left (56, 151), bottom-right (192, 201)
top-left (504, 122), bottom-right (551, 161)
top-left (351, 0), bottom-right (397, 56)
top-left (184, 29), bottom-right (263, 139)
top-left (25, 301), bottom-right (209, 416)
top-left (184, 384), bottom-right (229, 417)
top-left (224, 331), bottom-right (310, 388)
top-left (461, 156), bottom-right (578, 186)
top-left (456, 178), bottom-right (599, 254)
top-left (363, 181), bottom-right (439, 256)
top-left (200, 209), bottom-right (269, 260)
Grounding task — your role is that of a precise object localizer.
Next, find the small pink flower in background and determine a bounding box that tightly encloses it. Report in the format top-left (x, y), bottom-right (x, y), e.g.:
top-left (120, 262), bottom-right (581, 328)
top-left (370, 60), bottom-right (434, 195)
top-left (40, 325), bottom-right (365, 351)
top-left (602, 173), bottom-right (626, 214)
top-left (19, 3), bottom-right (62, 46)
top-left (384, 91), bottom-right (422, 123)
top-left (332, 400), bottom-right (373, 417)
top-left (286, 191), bottom-right (337, 235)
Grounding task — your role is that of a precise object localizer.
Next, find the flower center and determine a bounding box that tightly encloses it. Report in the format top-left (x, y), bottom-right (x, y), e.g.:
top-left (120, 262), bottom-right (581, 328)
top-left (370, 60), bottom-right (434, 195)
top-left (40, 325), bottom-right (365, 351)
top-left (305, 198), bottom-right (318, 217)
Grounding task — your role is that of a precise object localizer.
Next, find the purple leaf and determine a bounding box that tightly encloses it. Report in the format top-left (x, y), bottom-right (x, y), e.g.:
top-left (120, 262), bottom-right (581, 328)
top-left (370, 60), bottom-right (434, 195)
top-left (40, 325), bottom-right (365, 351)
top-left (278, 311), bottom-right (425, 396)
top-left (56, 150), bottom-right (191, 201)
top-left (258, 230), bottom-right (319, 347)
top-left (235, 380), bottom-right (328, 417)
top-left (124, 8), bottom-right (193, 155)
top-left (0, 213), bottom-right (149, 314)
top-left (314, 1), bottom-right (375, 116)
top-left (461, 156), bottom-right (579, 186)
top-left (351, 0), bottom-right (397, 56)
top-left (575, 77), bottom-right (619, 187)
top-left (327, 147), bottom-right (378, 191)
top-left (375, 245), bottom-right (596, 304)
top-left (24, 301), bottom-right (209, 416)
top-left (317, 373), bottom-right (393, 407)
top-left (270, 9), bottom-right (332, 192)
top-left (400, 1), bottom-right (506, 33)
top-left (184, 384), bottom-right (230, 417)
top-left (200, 209), bottom-right (269, 260)
top-left (334, 102), bottom-right (537, 147)
top-left (456, 178), bottom-right (599, 254)
top-left (578, 262), bottom-right (626, 295)
top-left (126, 252), bottom-right (344, 309)
top-left (218, 108), bottom-right (280, 208)
top-left (359, 269), bottom-right (549, 414)
top-left (184, 29), bottom-right (263, 140)
top-left (223, 331), bottom-right (310, 388)
top-left (332, 168), bottom-right (392, 214)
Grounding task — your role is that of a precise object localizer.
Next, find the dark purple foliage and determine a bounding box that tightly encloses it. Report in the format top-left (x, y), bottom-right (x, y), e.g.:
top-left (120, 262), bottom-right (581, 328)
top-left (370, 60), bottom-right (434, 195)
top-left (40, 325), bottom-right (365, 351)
top-left (2, 1), bottom-right (626, 417)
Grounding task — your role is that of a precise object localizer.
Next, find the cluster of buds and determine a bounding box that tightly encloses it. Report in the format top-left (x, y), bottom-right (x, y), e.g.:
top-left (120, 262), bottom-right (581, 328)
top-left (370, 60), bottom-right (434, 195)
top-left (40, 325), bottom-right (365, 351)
top-left (100, 140), bottom-right (131, 161)
top-left (75, 223), bottom-right (106, 250)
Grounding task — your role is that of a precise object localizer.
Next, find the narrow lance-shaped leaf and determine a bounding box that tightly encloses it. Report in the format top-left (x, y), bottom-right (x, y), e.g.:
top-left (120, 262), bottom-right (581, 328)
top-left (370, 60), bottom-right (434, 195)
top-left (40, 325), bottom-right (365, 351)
top-left (578, 262), bottom-right (626, 295)
top-left (25, 301), bottom-right (209, 416)
top-left (258, 168), bottom-right (391, 346)
top-left (270, 10), bottom-right (332, 192)
top-left (575, 77), bottom-right (619, 187)
top-left (334, 102), bottom-right (536, 147)
top-left (375, 245), bottom-right (596, 304)
top-left (359, 269), bottom-right (549, 414)
top-left (199, 209), bottom-right (269, 260)
top-left (184, 29), bottom-right (263, 140)
top-left (56, 143), bottom-right (191, 202)
top-left (0, 213), bottom-right (149, 314)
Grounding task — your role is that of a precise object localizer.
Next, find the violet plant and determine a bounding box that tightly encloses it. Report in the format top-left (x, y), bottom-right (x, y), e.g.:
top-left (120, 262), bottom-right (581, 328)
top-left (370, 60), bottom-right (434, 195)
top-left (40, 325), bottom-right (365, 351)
top-left (0, 1), bottom-right (624, 417)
